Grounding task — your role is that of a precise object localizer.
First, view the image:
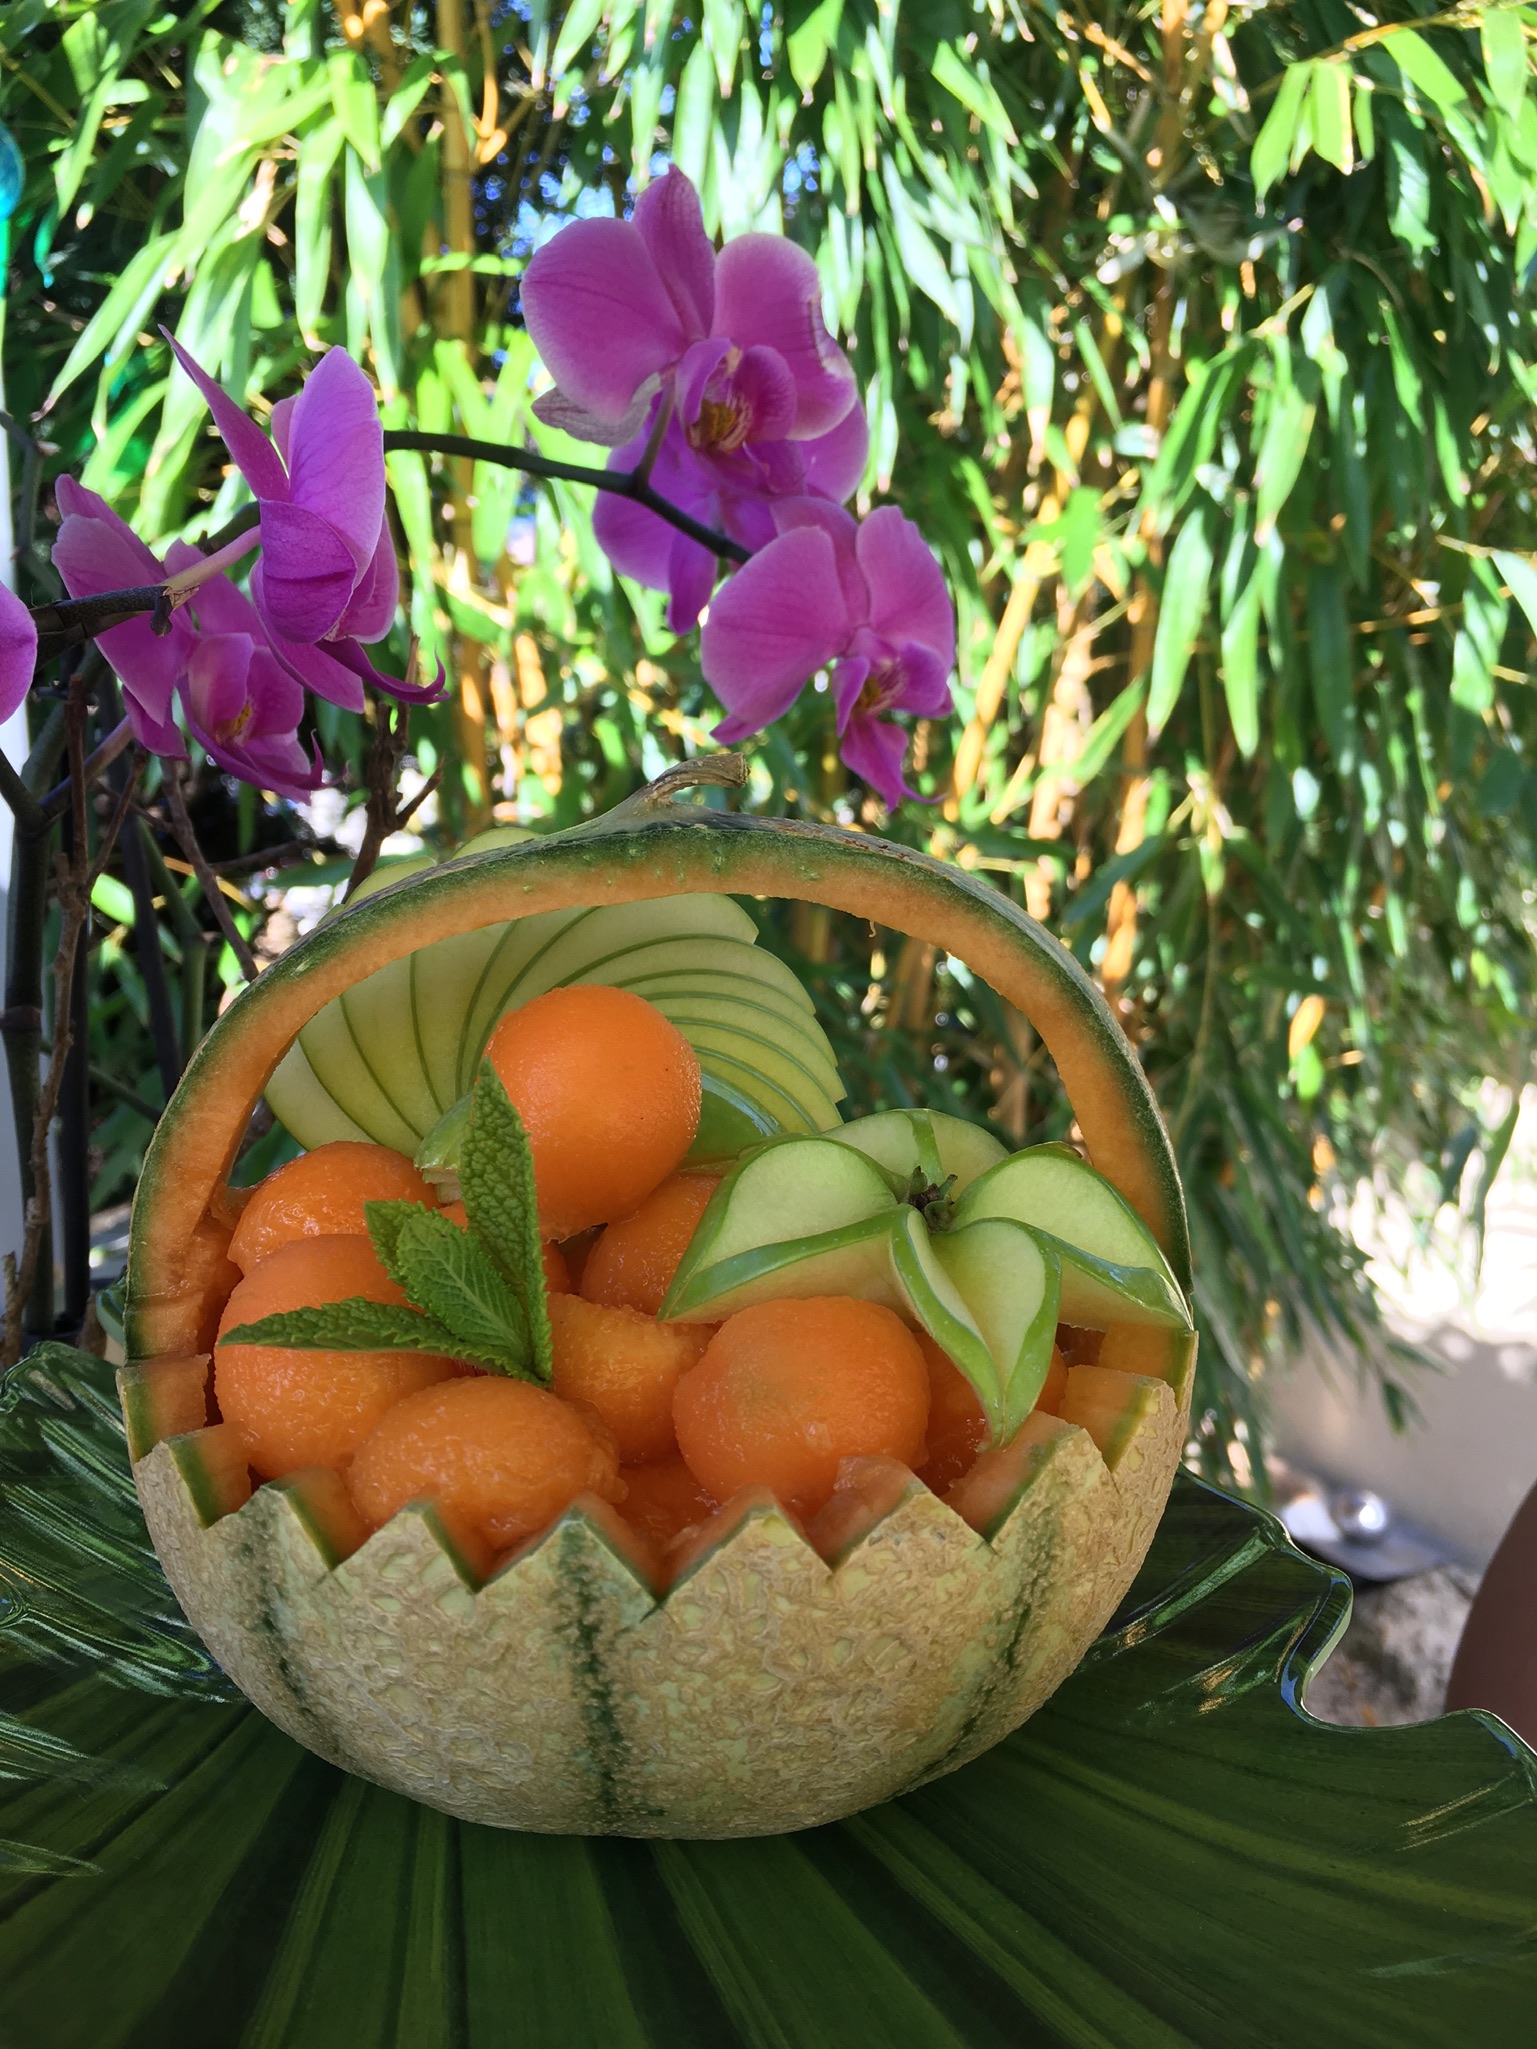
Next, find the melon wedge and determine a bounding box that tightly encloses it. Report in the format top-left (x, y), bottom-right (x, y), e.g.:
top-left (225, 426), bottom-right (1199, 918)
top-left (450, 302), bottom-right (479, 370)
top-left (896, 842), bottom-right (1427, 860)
top-left (123, 771), bottom-right (1194, 1837)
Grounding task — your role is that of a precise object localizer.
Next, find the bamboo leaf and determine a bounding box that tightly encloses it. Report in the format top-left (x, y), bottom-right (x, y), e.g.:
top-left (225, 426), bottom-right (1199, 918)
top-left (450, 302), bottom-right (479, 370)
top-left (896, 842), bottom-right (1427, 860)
top-left (1148, 504), bottom-right (1214, 736)
top-left (1493, 547), bottom-right (1537, 640)
top-left (1309, 59), bottom-right (1354, 175)
top-left (1386, 27), bottom-right (1471, 116)
top-left (932, 44), bottom-right (1018, 144)
top-left (1305, 566), bottom-right (1355, 774)
top-left (1482, 8), bottom-right (1529, 118)
top-left (1252, 61), bottom-right (1313, 197)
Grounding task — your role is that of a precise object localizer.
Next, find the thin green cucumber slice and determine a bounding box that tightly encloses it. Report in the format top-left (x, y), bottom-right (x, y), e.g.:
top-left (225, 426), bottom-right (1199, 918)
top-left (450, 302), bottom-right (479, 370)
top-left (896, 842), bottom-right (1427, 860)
top-left (339, 958), bottom-right (441, 1139)
top-left (954, 1143), bottom-right (1191, 1331)
top-left (932, 1217), bottom-right (1061, 1434)
top-left (830, 1109), bottom-right (1006, 1196)
top-left (645, 992), bottom-right (844, 1101)
top-left (264, 1040), bottom-right (373, 1148)
top-left (657, 1017), bottom-right (843, 1130)
top-left (296, 996), bottom-right (422, 1156)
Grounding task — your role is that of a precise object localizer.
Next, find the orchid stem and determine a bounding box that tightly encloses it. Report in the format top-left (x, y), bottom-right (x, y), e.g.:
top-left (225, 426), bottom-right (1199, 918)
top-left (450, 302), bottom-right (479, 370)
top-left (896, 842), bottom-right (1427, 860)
top-left (630, 389), bottom-right (675, 489)
top-left (380, 429), bottom-right (752, 564)
top-left (162, 767), bottom-right (261, 983)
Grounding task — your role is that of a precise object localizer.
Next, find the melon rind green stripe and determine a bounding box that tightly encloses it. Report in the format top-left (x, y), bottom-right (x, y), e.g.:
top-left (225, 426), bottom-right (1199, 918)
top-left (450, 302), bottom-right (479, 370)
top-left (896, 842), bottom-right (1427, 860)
top-left (127, 811), bottom-right (1187, 1353)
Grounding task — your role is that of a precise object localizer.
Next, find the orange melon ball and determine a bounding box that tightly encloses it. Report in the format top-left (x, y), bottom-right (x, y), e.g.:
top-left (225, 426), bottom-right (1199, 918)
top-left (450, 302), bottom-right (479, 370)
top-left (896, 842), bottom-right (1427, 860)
top-left (548, 1293), bottom-right (713, 1464)
top-left (914, 1334), bottom-right (990, 1494)
top-left (438, 1202), bottom-right (572, 1294)
top-left (580, 1172), bottom-right (720, 1316)
top-left (484, 985), bottom-right (701, 1237)
top-left (1035, 1345), bottom-right (1069, 1417)
top-left (347, 1376), bottom-right (623, 1558)
top-left (215, 1235), bottom-right (466, 1480)
top-left (672, 1298), bottom-right (931, 1517)
top-left (228, 1142), bottom-right (436, 1273)
top-left (616, 1457), bottom-right (717, 1554)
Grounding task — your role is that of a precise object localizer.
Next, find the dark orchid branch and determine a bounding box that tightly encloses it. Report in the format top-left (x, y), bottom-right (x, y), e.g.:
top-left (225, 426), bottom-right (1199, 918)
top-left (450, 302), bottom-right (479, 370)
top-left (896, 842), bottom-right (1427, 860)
top-left (380, 429), bottom-right (753, 564)
top-left (160, 766), bottom-right (261, 983)
top-left (15, 439), bottom-right (741, 672)
top-left (0, 670), bottom-right (136, 1361)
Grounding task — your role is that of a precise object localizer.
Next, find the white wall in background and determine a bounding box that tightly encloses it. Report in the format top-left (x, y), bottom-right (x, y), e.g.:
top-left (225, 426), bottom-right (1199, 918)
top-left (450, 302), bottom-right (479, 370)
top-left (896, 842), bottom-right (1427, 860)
top-left (1268, 1089), bottom-right (1537, 1568)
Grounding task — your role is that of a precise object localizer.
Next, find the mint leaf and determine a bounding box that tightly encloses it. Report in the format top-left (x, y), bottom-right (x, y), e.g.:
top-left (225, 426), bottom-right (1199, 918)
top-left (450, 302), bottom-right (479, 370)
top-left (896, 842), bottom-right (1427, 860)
top-left (391, 1206), bottom-right (543, 1382)
top-left (363, 1197), bottom-right (428, 1290)
top-left (218, 1298), bottom-right (463, 1354)
top-left (460, 1060), bottom-right (553, 1381)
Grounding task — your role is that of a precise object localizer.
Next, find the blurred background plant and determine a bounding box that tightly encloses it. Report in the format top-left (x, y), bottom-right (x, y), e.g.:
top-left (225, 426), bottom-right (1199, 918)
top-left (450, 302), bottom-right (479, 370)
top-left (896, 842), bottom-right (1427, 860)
top-left (1, 0), bottom-right (1535, 1479)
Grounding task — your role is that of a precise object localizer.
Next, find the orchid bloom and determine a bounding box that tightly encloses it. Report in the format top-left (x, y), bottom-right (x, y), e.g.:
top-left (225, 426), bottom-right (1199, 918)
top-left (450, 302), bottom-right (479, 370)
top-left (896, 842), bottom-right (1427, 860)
top-left (0, 581), bottom-right (37, 725)
top-left (164, 334), bottom-right (398, 648)
top-left (522, 168), bottom-right (858, 453)
top-left (163, 542), bottom-right (326, 799)
top-left (593, 400), bottom-right (869, 632)
top-left (51, 481), bottom-right (330, 792)
top-left (700, 504), bottom-right (955, 810)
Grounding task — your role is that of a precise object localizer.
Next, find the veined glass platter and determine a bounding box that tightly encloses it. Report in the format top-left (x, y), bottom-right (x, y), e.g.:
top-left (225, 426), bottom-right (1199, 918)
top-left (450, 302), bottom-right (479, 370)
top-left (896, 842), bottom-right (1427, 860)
top-left (2, 1345), bottom-right (1533, 2047)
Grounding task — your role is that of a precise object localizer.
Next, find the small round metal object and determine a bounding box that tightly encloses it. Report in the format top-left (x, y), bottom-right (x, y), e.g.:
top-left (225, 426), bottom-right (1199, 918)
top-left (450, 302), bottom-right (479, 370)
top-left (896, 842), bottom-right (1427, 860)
top-left (1333, 1487), bottom-right (1392, 1546)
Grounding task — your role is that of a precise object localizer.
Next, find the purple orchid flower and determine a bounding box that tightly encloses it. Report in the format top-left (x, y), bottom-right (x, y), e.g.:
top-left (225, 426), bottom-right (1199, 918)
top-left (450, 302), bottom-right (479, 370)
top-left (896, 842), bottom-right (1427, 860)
top-left (522, 168), bottom-right (858, 452)
top-left (52, 483), bottom-right (324, 793)
top-left (163, 542), bottom-right (326, 799)
top-left (52, 479), bottom-right (192, 755)
top-left (700, 503), bottom-right (955, 810)
top-left (164, 333), bottom-right (399, 647)
top-left (593, 400), bottom-right (868, 632)
top-left (0, 581), bottom-right (38, 725)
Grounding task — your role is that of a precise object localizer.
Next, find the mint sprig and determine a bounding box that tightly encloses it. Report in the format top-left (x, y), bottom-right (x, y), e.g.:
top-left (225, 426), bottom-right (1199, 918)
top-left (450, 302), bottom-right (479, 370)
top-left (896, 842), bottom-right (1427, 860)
top-left (217, 1064), bottom-right (554, 1383)
top-left (459, 1060), bottom-right (553, 1381)
top-left (220, 1298), bottom-right (463, 1355)
top-left (389, 1204), bottom-right (538, 1378)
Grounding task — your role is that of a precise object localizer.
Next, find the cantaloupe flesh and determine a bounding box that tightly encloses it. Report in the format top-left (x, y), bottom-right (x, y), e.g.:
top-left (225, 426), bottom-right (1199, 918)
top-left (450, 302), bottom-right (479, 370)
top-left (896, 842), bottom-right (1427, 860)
top-left (269, 1467), bottom-right (370, 1568)
top-left (118, 1354), bottom-right (210, 1463)
top-left (126, 816), bottom-right (1187, 1360)
top-left (166, 1424), bottom-right (253, 1523)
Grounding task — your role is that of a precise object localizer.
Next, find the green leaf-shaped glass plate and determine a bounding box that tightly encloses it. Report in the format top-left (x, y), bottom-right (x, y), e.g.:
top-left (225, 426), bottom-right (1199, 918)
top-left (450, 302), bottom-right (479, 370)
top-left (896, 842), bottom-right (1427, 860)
top-left (1, 1347), bottom-right (1534, 2046)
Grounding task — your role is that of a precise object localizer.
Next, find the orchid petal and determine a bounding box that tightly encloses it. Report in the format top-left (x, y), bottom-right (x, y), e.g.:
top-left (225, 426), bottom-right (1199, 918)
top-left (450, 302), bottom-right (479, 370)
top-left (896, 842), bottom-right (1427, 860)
top-left (831, 655), bottom-right (872, 731)
top-left (53, 479), bottom-right (164, 582)
top-left (712, 236), bottom-right (857, 439)
top-left (732, 346), bottom-right (797, 443)
top-left (634, 169), bottom-right (715, 335)
top-left (270, 394), bottom-right (299, 466)
top-left (675, 337), bottom-right (734, 431)
top-left (855, 507), bottom-right (956, 668)
top-left (531, 382), bottom-right (658, 448)
top-left (325, 637), bottom-right (447, 704)
top-left (286, 348), bottom-right (386, 568)
top-left (165, 333), bottom-right (289, 500)
top-left (335, 520), bottom-right (399, 643)
top-left (0, 582), bottom-right (36, 723)
top-left (255, 501), bottom-right (365, 643)
top-left (245, 562), bottom-right (364, 711)
top-left (666, 532), bottom-right (718, 634)
top-left (56, 509), bottom-right (186, 724)
top-left (890, 640), bottom-right (954, 718)
top-left (700, 525), bottom-right (851, 730)
top-left (771, 498), bottom-right (866, 622)
top-left (186, 633), bottom-right (256, 736)
top-left (522, 219), bottom-right (688, 425)
top-left (839, 710), bottom-right (916, 811)
top-left (592, 487), bottom-right (683, 593)
top-left (124, 688), bottom-right (187, 759)
top-left (801, 402), bottom-right (869, 502)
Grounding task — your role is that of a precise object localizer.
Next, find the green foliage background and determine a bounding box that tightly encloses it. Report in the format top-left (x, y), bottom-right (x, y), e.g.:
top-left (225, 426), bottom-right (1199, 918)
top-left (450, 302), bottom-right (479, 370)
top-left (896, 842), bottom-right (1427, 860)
top-left (3, 0), bottom-right (1536, 1475)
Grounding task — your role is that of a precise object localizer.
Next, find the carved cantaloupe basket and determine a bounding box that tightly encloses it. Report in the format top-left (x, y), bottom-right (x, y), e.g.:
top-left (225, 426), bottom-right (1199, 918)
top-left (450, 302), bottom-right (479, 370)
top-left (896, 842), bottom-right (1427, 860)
top-left (120, 773), bottom-right (1194, 1837)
